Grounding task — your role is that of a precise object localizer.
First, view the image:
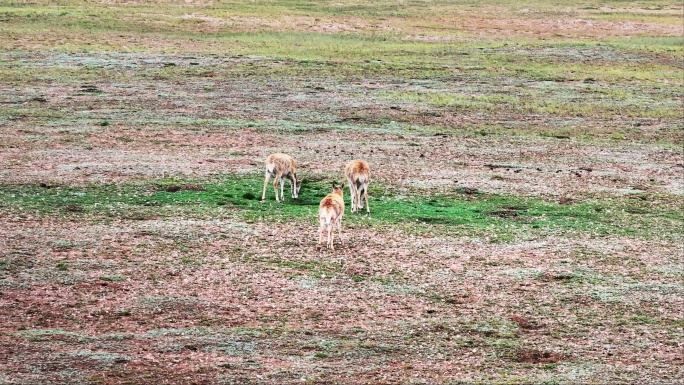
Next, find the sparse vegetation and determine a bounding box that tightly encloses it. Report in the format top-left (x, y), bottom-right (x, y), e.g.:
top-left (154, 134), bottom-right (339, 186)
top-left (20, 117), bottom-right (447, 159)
top-left (1, 0), bottom-right (682, 384)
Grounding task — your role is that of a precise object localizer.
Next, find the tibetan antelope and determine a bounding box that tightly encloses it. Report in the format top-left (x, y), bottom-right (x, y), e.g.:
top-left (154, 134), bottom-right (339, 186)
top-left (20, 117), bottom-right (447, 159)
top-left (318, 185), bottom-right (345, 250)
top-left (260, 153), bottom-right (301, 203)
top-left (344, 160), bottom-right (371, 214)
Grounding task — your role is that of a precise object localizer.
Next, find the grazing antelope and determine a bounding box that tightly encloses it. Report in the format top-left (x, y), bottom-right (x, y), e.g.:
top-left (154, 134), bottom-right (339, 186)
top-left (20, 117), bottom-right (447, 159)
top-left (318, 185), bottom-right (345, 250)
top-left (344, 159), bottom-right (371, 214)
top-left (260, 153), bottom-right (301, 203)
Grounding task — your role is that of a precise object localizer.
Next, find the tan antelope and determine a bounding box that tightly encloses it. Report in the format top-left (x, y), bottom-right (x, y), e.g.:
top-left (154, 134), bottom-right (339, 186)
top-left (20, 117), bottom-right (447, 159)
top-left (318, 185), bottom-right (345, 250)
top-left (260, 153), bottom-right (301, 203)
top-left (344, 160), bottom-right (371, 214)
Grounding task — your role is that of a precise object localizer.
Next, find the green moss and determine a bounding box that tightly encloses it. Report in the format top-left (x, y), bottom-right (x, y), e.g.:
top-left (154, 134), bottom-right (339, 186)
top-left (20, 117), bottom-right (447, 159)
top-left (1, 175), bottom-right (680, 242)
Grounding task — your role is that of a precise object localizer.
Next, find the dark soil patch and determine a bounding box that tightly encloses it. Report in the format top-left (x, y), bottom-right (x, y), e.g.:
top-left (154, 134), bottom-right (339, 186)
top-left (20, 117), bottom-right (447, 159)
top-left (78, 84), bottom-right (103, 94)
top-left (242, 192), bottom-right (257, 200)
top-left (163, 184), bottom-right (206, 192)
top-left (484, 163), bottom-right (523, 171)
top-left (558, 197), bottom-right (573, 205)
top-left (515, 349), bottom-right (565, 363)
top-left (509, 314), bottom-right (541, 330)
top-left (541, 272), bottom-right (575, 281)
top-left (455, 187), bottom-right (480, 195)
top-left (488, 209), bottom-right (519, 218)
top-left (415, 216), bottom-right (455, 224)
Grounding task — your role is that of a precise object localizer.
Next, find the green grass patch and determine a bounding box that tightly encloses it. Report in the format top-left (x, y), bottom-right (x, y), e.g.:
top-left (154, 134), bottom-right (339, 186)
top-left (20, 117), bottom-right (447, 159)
top-left (1, 175), bottom-right (681, 242)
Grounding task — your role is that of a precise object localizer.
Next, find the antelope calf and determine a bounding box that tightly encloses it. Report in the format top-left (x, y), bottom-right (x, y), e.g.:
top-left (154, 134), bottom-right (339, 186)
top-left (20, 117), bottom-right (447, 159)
top-left (260, 153), bottom-right (301, 203)
top-left (318, 185), bottom-right (345, 250)
top-left (344, 160), bottom-right (371, 214)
